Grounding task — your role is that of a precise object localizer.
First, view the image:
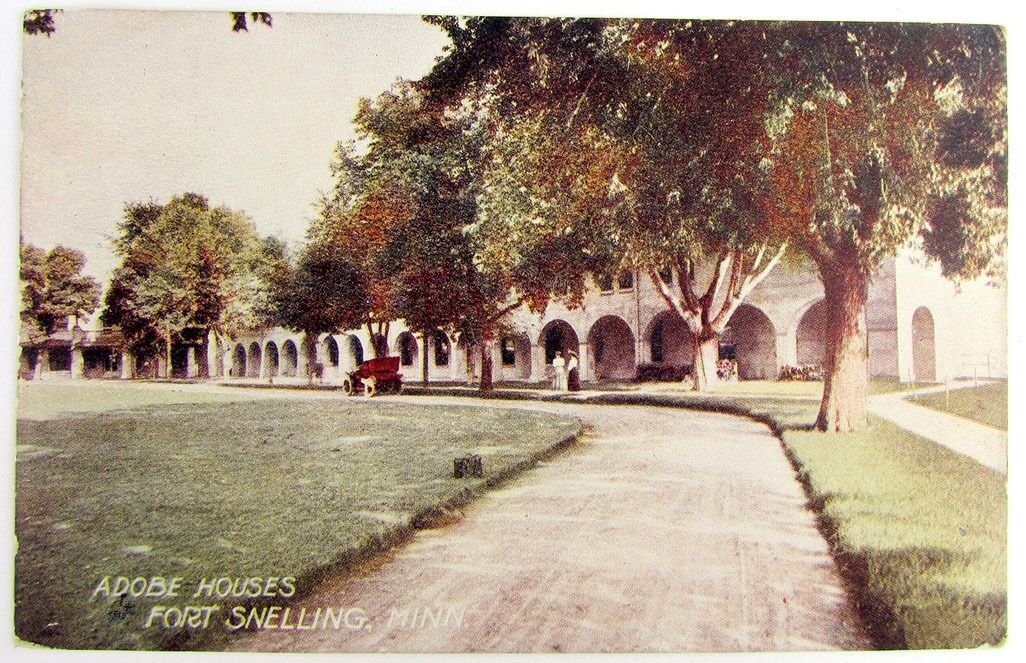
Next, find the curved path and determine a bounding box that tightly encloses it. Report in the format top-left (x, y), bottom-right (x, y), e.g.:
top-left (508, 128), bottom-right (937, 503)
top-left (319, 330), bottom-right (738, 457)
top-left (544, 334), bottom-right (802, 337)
top-left (228, 395), bottom-right (870, 652)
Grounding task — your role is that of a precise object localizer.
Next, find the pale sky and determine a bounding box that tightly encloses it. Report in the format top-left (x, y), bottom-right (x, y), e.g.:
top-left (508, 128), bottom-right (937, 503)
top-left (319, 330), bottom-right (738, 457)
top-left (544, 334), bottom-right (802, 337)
top-left (20, 10), bottom-right (451, 284)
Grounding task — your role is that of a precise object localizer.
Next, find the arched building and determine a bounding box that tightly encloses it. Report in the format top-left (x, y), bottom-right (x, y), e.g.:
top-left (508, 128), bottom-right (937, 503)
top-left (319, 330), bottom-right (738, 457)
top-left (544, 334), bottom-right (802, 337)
top-left (21, 249), bottom-right (1005, 385)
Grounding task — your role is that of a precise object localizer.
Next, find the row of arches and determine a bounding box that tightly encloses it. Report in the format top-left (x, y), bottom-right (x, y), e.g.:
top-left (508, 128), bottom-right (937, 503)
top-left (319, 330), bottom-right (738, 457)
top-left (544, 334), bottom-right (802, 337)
top-left (532, 302), bottom-right (936, 382)
top-left (223, 302), bottom-right (937, 383)
top-left (535, 306), bottom-right (780, 381)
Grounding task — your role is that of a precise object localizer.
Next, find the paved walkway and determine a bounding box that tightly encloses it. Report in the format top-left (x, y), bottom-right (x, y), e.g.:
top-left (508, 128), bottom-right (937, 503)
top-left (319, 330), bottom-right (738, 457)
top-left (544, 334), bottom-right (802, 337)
top-left (868, 382), bottom-right (1007, 474)
top-left (229, 396), bottom-right (869, 653)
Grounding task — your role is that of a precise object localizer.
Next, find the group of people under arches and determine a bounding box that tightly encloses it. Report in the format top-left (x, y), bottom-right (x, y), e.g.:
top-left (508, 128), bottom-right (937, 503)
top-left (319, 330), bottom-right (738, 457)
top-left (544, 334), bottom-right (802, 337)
top-left (551, 350), bottom-right (581, 392)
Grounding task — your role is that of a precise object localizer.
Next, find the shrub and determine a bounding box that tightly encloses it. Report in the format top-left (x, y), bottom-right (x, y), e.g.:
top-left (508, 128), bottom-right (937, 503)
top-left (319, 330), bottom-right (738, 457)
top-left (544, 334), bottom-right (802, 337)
top-left (636, 363), bottom-right (693, 382)
top-left (778, 364), bottom-right (823, 381)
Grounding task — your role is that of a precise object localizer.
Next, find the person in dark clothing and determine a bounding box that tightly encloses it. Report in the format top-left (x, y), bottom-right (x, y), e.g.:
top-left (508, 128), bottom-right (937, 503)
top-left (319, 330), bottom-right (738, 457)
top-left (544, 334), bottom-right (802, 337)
top-left (567, 350), bottom-right (581, 392)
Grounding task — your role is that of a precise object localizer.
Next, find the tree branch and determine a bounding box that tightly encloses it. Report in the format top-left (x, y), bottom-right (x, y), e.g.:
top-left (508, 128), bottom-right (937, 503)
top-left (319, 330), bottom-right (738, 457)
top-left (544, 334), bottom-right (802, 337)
top-left (489, 297), bottom-right (524, 324)
top-left (674, 257), bottom-right (702, 313)
top-left (710, 241), bottom-right (788, 332)
top-left (649, 270), bottom-right (701, 331)
top-left (700, 252), bottom-right (730, 311)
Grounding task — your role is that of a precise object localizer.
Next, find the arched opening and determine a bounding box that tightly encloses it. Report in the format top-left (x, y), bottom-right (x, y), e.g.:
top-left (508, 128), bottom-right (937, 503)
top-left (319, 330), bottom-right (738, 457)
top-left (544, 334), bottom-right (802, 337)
top-left (171, 344), bottom-right (193, 378)
top-left (796, 300), bottom-right (827, 367)
top-left (587, 315), bottom-right (636, 380)
top-left (323, 336), bottom-right (340, 369)
top-left (233, 344), bottom-right (246, 378)
top-left (539, 320), bottom-right (580, 364)
top-left (247, 342), bottom-right (262, 378)
top-left (82, 347), bottom-right (120, 378)
top-left (281, 340), bottom-right (299, 377)
top-left (346, 335), bottom-right (364, 367)
top-left (646, 310), bottom-right (694, 366)
top-left (264, 341), bottom-right (279, 378)
top-left (396, 332), bottom-right (418, 367)
top-left (499, 333), bottom-right (532, 380)
top-left (19, 347), bottom-right (39, 380)
top-left (433, 330), bottom-right (451, 366)
top-left (911, 306), bottom-right (936, 382)
top-left (722, 304), bottom-right (777, 380)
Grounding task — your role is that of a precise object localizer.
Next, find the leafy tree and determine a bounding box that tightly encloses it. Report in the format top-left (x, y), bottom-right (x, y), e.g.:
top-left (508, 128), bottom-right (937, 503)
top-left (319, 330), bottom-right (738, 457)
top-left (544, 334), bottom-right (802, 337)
top-left (422, 18), bottom-right (1006, 425)
top-left (420, 18), bottom-right (791, 390)
top-left (103, 193), bottom-right (281, 375)
top-left (758, 23), bottom-right (1006, 431)
top-left (266, 240), bottom-right (368, 380)
top-left (20, 239), bottom-right (101, 335)
top-left (330, 80), bottom-right (599, 388)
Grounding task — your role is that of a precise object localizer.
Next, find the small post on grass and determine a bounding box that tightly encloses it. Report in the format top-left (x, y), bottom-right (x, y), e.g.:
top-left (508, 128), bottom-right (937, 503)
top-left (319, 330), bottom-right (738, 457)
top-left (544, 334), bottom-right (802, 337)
top-left (454, 454), bottom-right (483, 479)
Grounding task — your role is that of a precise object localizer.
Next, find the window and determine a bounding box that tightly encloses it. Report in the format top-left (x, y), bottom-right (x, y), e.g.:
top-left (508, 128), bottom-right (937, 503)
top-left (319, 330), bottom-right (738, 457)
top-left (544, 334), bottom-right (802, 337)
top-left (399, 334), bottom-right (415, 366)
top-left (617, 271), bottom-right (634, 290)
top-left (348, 336), bottom-right (363, 366)
top-left (49, 347), bottom-right (72, 371)
top-left (650, 321), bottom-right (664, 363)
top-left (501, 337), bottom-right (517, 366)
top-left (433, 331), bottom-right (450, 366)
top-left (597, 273), bottom-right (614, 292)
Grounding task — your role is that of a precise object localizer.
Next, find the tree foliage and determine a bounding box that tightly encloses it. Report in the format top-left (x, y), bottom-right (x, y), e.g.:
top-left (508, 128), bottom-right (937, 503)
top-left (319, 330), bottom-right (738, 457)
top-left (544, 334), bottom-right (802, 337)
top-left (314, 78), bottom-right (600, 381)
top-left (420, 18), bottom-right (1006, 423)
top-left (102, 193), bottom-right (283, 358)
top-left (20, 239), bottom-right (101, 335)
top-left (419, 18), bottom-right (793, 388)
top-left (755, 23), bottom-right (1006, 430)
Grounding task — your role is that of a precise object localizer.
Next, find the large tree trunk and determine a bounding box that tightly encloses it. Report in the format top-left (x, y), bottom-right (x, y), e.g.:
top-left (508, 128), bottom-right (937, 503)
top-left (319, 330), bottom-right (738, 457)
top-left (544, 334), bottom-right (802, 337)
top-left (691, 332), bottom-right (720, 391)
top-left (815, 266), bottom-right (870, 432)
top-left (421, 334), bottom-right (429, 386)
top-left (479, 340), bottom-right (494, 391)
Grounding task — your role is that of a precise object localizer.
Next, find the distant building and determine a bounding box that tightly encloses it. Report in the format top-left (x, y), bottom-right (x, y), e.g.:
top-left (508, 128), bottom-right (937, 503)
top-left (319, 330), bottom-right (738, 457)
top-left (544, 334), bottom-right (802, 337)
top-left (20, 249), bottom-right (1006, 385)
top-left (19, 316), bottom-right (126, 380)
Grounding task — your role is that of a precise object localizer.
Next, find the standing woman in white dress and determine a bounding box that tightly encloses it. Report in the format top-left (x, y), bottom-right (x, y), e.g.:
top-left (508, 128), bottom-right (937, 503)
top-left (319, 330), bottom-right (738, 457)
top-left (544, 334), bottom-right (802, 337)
top-left (552, 351), bottom-right (566, 391)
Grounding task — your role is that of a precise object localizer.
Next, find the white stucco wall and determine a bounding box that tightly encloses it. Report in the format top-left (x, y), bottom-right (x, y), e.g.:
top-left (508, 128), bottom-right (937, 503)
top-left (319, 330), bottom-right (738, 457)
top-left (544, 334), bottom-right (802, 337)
top-left (893, 246), bottom-right (1007, 381)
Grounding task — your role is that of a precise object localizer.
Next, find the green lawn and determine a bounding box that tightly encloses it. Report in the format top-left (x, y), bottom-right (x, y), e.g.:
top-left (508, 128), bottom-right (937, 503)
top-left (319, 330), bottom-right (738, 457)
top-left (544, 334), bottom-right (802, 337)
top-left (15, 396), bottom-right (580, 650)
top-left (909, 382), bottom-right (1007, 431)
top-left (784, 420), bottom-right (1006, 648)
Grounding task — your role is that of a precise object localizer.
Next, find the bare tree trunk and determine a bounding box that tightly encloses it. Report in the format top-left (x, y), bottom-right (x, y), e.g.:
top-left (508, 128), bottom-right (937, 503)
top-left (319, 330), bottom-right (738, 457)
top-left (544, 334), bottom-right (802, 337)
top-left (366, 322), bottom-right (388, 359)
top-left (421, 334), bottom-right (429, 386)
top-left (303, 333), bottom-right (317, 385)
top-left (815, 266), bottom-right (870, 432)
top-left (479, 340), bottom-right (494, 391)
top-left (164, 326), bottom-right (172, 379)
top-left (464, 342), bottom-right (475, 385)
top-left (691, 332), bottom-right (720, 391)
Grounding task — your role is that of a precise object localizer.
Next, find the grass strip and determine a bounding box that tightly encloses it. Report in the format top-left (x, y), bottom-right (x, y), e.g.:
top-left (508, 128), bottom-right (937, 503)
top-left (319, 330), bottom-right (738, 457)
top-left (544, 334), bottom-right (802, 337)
top-left (908, 381), bottom-right (1007, 431)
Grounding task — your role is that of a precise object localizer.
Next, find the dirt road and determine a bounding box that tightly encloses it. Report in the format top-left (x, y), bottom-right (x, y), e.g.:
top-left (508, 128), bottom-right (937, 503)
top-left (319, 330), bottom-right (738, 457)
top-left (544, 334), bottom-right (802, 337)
top-left (226, 395), bottom-right (869, 652)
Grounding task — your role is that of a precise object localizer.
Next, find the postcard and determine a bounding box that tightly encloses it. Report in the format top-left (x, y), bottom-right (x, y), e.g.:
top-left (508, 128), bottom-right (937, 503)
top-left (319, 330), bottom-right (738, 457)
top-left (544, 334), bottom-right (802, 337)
top-left (13, 4), bottom-right (1009, 657)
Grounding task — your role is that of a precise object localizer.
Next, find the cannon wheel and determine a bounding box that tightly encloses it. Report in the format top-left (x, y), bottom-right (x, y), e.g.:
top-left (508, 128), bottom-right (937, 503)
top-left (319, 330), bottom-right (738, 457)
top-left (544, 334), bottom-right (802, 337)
top-left (364, 377), bottom-right (377, 398)
top-left (341, 378), bottom-right (356, 396)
